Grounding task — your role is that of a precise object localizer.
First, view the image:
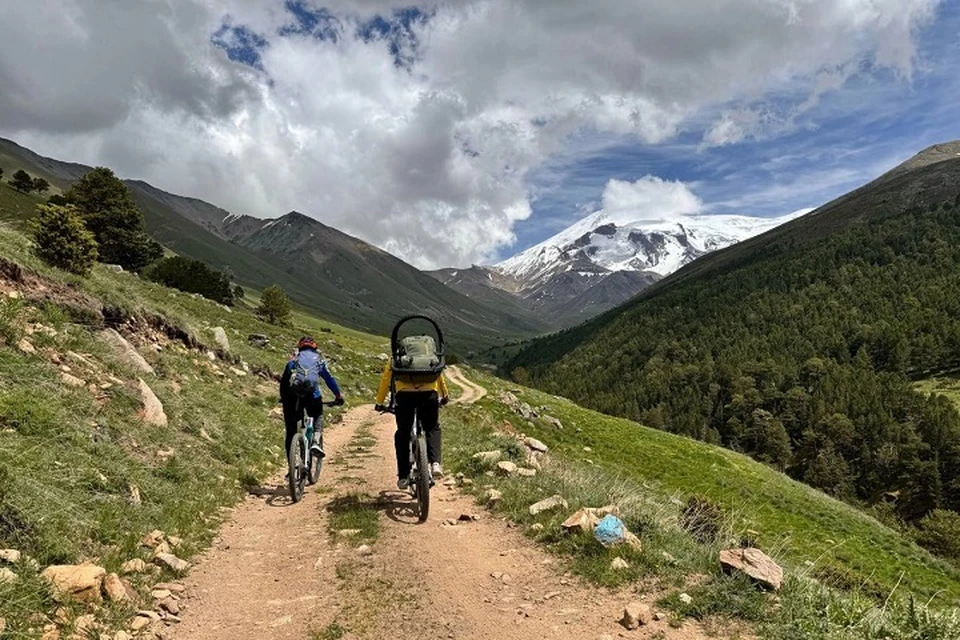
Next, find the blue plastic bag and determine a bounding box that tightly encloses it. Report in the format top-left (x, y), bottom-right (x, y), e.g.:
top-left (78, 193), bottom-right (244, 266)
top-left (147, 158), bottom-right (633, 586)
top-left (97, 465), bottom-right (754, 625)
top-left (594, 514), bottom-right (627, 547)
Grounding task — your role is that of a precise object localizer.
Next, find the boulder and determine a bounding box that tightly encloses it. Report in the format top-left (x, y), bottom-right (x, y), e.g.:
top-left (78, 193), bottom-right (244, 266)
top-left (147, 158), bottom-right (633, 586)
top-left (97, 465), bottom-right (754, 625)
top-left (496, 461), bottom-right (518, 476)
top-left (719, 547), bottom-right (783, 591)
top-left (137, 378), bottom-right (167, 427)
top-left (472, 450), bottom-right (502, 464)
top-left (561, 508), bottom-right (598, 534)
top-left (141, 530), bottom-right (165, 549)
top-left (99, 329), bottom-right (154, 374)
top-left (544, 416), bottom-right (563, 430)
top-left (0, 568), bottom-right (16, 584)
top-left (620, 602), bottom-right (652, 629)
top-left (0, 549), bottom-right (21, 564)
top-left (153, 553), bottom-right (190, 574)
top-left (211, 327), bottom-right (230, 353)
top-left (122, 559), bottom-right (148, 574)
top-left (524, 437), bottom-right (548, 453)
top-left (102, 572), bottom-right (129, 603)
top-left (528, 494), bottom-right (568, 516)
top-left (41, 564), bottom-right (106, 603)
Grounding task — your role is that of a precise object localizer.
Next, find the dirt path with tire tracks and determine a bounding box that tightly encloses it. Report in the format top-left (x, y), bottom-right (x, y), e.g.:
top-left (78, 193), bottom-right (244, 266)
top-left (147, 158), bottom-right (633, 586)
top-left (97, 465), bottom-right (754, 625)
top-left (168, 372), bottom-right (714, 640)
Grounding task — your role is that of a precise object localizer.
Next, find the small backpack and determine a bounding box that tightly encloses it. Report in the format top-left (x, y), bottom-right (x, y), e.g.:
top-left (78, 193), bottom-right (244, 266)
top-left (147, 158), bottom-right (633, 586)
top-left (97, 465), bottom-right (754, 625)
top-left (393, 335), bottom-right (445, 376)
top-left (290, 350), bottom-right (322, 397)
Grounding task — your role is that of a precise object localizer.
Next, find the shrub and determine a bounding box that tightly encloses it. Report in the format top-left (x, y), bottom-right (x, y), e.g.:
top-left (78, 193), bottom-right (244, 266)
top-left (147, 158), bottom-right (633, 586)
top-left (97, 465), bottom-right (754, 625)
top-left (912, 509), bottom-right (960, 565)
top-left (257, 285), bottom-right (292, 325)
top-left (145, 256), bottom-right (234, 305)
top-left (9, 169), bottom-right (33, 193)
top-left (679, 495), bottom-right (725, 543)
top-left (31, 204), bottom-right (99, 276)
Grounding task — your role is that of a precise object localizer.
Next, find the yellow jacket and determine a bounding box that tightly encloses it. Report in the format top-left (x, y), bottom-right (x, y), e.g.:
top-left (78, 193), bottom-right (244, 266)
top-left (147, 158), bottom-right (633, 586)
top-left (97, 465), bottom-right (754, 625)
top-left (375, 361), bottom-right (449, 405)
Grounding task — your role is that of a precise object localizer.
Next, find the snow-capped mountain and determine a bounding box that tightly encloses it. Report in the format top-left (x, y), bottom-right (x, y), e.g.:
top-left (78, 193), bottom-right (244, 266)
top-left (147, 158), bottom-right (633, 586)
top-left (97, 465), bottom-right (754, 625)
top-left (497, 209), bottom-right (811, 290)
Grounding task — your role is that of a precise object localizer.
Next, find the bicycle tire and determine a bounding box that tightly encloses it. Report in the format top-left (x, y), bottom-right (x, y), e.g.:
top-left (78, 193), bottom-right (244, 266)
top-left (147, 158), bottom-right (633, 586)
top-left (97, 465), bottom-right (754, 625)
top-left (415, 431), bottom-right (430, 522)
top-left (308, 434), bottom-right (323, 485)
top-left (288, 435), bottom-right (306, 503)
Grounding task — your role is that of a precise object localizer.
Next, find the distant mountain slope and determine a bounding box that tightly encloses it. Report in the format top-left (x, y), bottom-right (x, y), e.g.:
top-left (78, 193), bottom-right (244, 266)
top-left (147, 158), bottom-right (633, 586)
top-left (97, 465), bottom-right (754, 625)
top-left (0, 137), bottom-right (547, 352)
top-left (508, 141), bottom-right (960, 525)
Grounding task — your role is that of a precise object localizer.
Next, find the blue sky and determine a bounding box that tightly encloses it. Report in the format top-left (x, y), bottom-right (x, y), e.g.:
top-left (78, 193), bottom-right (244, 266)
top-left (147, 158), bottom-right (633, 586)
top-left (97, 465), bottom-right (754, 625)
top-left (510, 2), bottom-right (960, 256)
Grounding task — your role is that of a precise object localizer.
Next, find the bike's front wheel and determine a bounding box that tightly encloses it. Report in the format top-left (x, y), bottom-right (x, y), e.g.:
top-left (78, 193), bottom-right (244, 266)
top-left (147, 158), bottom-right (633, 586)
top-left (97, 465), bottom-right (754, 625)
top-left (288, 435), bottom-right (306, 503)
top-left (308, 435), bottom-right (323, 485)
top-left (414, 431), bottom-right (431, 522)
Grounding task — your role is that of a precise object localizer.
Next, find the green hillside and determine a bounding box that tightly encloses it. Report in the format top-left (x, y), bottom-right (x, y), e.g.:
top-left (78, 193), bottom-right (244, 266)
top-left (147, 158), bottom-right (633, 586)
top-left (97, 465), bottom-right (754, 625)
top-left (0, 138), bottom-right (545, 355)
top-left (508, 146), bottom-right (960, 528)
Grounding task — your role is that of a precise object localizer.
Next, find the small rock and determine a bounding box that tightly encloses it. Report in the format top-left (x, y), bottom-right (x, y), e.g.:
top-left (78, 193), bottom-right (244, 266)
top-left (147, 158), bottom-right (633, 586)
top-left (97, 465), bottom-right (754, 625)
top-left (269, 407), bottom-right (283, 420)
top-left (61, 372), bottom-right (86, 388)
top-left (99, 329), bottom-right (154, 374)
top-left (211, 327), bottom-right (230, 353)
top-left (561, 508), bottom-right (598, 534)
top-left (16, 338), bottom-right (36, 355)
top-left (151, 589), bottom-right (173, 600)
top-left (496, 461), bottom-right (518, 476)
top-left (610, 557), bottom-right (630, 571)
top-left (529, 523), bottom-right (544, 533)
top-left (356, 545), bottom-right (373, 557)
top-left (516, 468), bottom-right (537, 477)
top-left (0, 567), bottom-right (17, 584)
top-left (484, 489), bottom-right (503, 505)
top-left (122, 559), bottom-right (148, 574)
top-left (153, 553), bottom-right (190, 574)
top-left (75, 613), bottom-right (96, 634)
top-left (582, 446), bottom-right (592, 452)
top-left (229, 367), bottom-right (247, 377)
top-left (41, 564), bottom-right (106, 603)
top-left (461, 478), bottom-right (474, 487)
top-left (154, 582), bottom-right (186, 593)
top-left (159, 598), bottom-right (180, 615)
top-left (167, 536), bottom-right (183, 548)
top-left (473, 450), bottom-right (502, 464)
top-left (719, 547), bottom-right (783, 591)
top-left (129, 484), bottom-right (141, 506)
top-left (114, 631), bottom-right (132, 640)
top-left (130, 616), bottom-right (152, 632)
top-left (247, 334), bottom-right (270, 348)
top-left (528, 494), bottom-right (568, 516)
top-left (153, 541), bottom-right (172, 556)
top-left (0, 548), bottom-right (21, 564)
top-left (654, 612), bottom-right (666, 621)
top-left (679, 593), bottom-right (693, 605)
top-left (544, 416), bottom-right (563, 429)
top-left (138, 378), bottom-right (167, 427)
top-left (337, 529), bottom-right (362, 537)
top-left (0, 618), bottom-right (5, 635)
top-left (524, 437), bottom-right (548, 453)
top-left (620, 601), bottom-right (652, 629)
top-left (102, 572), bottom-right (128, 603)
top-left (458, 513), bottom-right (480, 522)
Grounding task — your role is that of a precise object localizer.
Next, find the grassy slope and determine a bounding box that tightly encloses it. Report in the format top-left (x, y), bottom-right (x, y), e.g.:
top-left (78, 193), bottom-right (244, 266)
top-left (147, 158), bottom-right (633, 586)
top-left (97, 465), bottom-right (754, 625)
top-left (0, 222), bottom-right (384, 636)
top-left (454, 370), bottom-right (960, 606)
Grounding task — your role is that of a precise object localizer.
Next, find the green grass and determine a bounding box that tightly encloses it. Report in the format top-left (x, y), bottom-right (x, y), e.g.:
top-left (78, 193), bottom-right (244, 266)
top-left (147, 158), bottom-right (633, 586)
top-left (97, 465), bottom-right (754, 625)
top-left (326, 493), bottom-right (380, 546)
top-left (0, 222), bottom-right (382, 636)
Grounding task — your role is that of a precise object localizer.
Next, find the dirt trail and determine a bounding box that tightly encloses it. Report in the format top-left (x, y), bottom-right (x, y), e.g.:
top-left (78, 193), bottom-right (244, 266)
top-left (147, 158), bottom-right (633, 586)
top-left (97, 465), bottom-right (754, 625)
top-left (446, 365), bottom-right (487, 404)
top-left (170, 374), bottom-right (712, 640)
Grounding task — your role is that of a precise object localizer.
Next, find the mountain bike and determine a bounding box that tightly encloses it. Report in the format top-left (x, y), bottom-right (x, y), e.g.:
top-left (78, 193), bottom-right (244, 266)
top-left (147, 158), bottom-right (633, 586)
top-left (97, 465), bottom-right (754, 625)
top-left (384, 404), bottom-right (433, 522)
top-left (288, 399), bottom-right (337, 503)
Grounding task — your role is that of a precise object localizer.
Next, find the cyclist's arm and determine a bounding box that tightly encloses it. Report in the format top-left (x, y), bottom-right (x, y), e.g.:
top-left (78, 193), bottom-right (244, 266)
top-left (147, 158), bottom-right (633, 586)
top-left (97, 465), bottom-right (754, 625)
top-left (319, 361), bottom-right (342, 398)
top-left (438, 372), bottom-right (449, 401)
top-left (375, 362), bottom-right (392, 406)
top-left (279, 360), bottom-right (293, 400)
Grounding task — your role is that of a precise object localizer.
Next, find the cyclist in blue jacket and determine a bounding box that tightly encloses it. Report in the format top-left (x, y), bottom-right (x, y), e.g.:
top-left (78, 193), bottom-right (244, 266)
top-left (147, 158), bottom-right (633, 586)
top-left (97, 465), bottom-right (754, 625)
top-left (279, 336), bottom-right (344, 460)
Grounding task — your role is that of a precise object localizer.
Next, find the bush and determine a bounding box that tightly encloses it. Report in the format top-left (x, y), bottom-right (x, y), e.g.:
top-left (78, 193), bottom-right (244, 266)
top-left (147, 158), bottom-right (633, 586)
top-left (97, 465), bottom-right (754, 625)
top-left (9, 169), bottom-right (33, 193)
top-left (912, 509), bottom-right (960, 565)
top-left (145, 256), bottom-right (234, 305)
top-left (679, 495), bottom-right (725, 543)
top-left (233, 285), bottom-right (245, 300)
top-left (31, 204), bottom-right (99, 276)
top-left (257, 285), bottom-right (292, 325)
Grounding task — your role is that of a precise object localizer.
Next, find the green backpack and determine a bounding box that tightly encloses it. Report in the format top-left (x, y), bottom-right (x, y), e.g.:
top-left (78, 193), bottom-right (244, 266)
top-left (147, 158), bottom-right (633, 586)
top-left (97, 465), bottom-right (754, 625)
top-left (394, 335), bottom-right (445, 375)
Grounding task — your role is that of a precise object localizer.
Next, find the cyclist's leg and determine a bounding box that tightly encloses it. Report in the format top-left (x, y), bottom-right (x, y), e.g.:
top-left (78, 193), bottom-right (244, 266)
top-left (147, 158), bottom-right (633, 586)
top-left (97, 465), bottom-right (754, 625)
top-left (420, 391), bottom-right (441, 466)
top-left (306, 397), bottom-right (324, 456)
top-left (394, 393), bottom-right (415, 480)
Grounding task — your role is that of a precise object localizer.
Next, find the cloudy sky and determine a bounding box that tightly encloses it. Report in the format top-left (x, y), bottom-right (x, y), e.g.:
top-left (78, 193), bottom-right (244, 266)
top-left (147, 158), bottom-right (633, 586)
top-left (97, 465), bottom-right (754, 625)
top-left (1, 0), bottom-right (957, 269)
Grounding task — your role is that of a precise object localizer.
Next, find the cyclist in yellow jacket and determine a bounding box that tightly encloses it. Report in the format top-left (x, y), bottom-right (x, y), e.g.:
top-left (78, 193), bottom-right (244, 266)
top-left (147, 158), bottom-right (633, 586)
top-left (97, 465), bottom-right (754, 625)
top-left (375, 359), bottom-right (449, 489)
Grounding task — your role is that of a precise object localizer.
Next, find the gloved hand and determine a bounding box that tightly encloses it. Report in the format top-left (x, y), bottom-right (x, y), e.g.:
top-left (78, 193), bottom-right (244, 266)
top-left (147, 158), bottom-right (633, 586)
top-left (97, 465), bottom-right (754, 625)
top-left (374, 404), bottom-right (386, 413)
top-left (439, 396), bottom-right (449, 406)
top-left (333, 396), bottom-right (345, 406)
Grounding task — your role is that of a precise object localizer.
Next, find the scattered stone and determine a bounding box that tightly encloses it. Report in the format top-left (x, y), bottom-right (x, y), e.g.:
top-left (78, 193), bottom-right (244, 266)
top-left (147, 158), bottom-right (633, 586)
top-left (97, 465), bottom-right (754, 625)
top-left (269, 407), bottom-right (283, 420)
top-left (103, 572), bottom-right (129, 603)
top-left (528, 494), bottom-right (568, 516)
top-left (461, 478), bottom-right (474, 487)
top-left (337, 529), bottom-right (362, 537)
top-left (356, 545), bottom-right (373, 557)
top-left (458, 513), bottom-right (480, 522)
top-left (654, 612), bottom-right (666, 621)
top-left (516, 467), bottom-right (537, 477)
top-left (151, 588), bottom-right (173, 600)
top-left (610, 557), bottom-right (631, 571)
top-left (562, 509), bottom-right (597, 534)
top-left (16, 338), bottom-right (36, 355)
top-left (114, 631), bottom-right (132, 640)
top-left (583, 446), bottom-right (592, 452)
top-left (229, 367), bottom-right (247, 377)
top-left (152, 541), bottom-right (172, 557)
top-left (153, 553), bottom-right (190, 574)
top-left (74, 613), bottom-right (96, 635)
top-left (61, 372), bottom-right (86, 388)
top-left (544, 416), bottom-right (563, 429)
top-left (524, 437), bottom-right (548, 453)
top-left (159, 598), bottom-right (180, 615)
top-left (41, 564), bottom-right (106, 603)
top-left (472, 450), bottom-right (502, 464)
top-left (679, 593), bottom-right (693, 605)
top-left (211, 327), bottom-right (230, 353)
top-left (0, 549), bottom-right (21, 564)
top-left (137, 378), bottom-right (167, 427)
top-left (154, 582), bottom-right (186, 593)
top-left (247, 334), bottom-right (270, 348)
top-left (0, 618), bottom-right (5, 635)
top-left (496, 461), bottom-right (518, 476)
top-left (99, 329), bottom-right (154, 374)
top-left (620, 602), bottom-right (653, 629)
top-left (122, 559), bottom-right (148, 574)
top-left (0, 568), bottom-right (16, 584)
top-left (129, 484), bottom-right (142, 506)
top-left (41, 627), bottom-right (60, 640)
top-left (719, 547), bottom-right (784, 591)
top-left (167, 536), bottom-right (183, 548)
top-left (104, 264), bottom-right (124, 273)
top-left (529, 523), bottom-right (544, 533)
top-left (484, 489), bottom-right (503, 506)
top-left (129, 616), bottom-right (153, 632)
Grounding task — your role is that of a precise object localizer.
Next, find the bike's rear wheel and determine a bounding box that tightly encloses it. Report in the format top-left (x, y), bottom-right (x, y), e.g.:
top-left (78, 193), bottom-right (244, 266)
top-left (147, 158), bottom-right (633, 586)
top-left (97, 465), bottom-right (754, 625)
top-left (414, 432), bottom-right (431, 522)
top-left (288, 436), bottom-right (306, 503)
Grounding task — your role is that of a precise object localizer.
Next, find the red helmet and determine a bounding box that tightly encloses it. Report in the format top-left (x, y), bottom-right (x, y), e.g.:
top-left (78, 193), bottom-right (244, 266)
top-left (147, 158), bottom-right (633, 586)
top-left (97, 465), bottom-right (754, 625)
top-left (298, 336), bottom-right (317, 350)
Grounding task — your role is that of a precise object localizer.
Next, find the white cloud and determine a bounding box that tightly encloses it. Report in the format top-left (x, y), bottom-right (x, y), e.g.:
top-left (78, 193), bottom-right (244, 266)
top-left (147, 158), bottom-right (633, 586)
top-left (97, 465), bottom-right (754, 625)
top-left (0, 0), bottom-right (942, 268)
top-left (601, 177), bottom-right (703, 222)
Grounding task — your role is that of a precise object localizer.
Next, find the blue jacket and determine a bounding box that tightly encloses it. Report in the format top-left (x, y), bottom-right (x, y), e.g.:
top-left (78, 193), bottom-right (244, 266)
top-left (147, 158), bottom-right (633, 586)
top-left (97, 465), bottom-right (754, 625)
top-left (279, 348), bottom-right (341, 402)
